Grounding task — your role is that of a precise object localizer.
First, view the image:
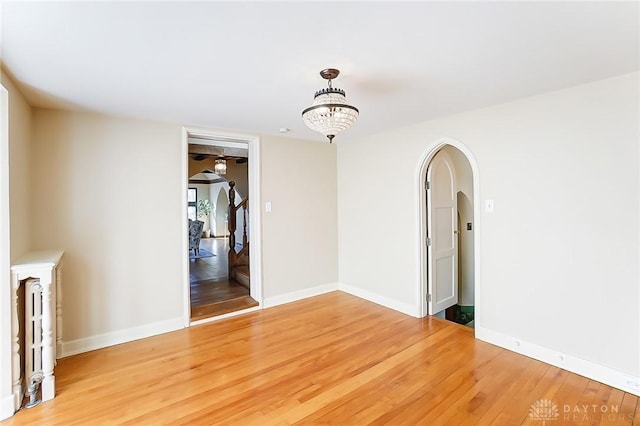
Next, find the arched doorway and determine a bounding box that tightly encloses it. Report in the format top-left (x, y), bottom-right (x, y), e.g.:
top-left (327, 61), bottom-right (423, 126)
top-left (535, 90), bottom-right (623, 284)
top-left (418, 141), bottom-right (479, 328)
top-left (214, 187), bottom-right (229, 237)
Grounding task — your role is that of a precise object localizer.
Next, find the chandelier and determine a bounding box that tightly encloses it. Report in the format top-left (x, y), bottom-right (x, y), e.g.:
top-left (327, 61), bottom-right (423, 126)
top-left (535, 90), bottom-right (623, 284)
top-left (302, 68), bottom-right (359, 143)
top-left (214, 157), bottom-right (227, 175)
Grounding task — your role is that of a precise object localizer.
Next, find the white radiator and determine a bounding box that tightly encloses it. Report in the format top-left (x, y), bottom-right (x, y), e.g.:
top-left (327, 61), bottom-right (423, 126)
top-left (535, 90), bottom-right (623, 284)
top-left (24, 278), bottom-right (44, 385)
top-left (10, 250), bottom-right (64, 413)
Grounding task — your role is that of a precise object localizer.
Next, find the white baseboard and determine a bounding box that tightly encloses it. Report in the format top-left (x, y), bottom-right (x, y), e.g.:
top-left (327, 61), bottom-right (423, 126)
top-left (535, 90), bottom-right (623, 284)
top-left (52, 286), bottom-right (640, 400)
top-left (0, 394), bottom-right (15, 421)
top-left (476, 326), bottom-right (640, 397)
top-left (333, 285), bottom-right (639, 397)
top-left (339, 283), bottom-right (420, 317)
top-left (61, 283), bottom-right (339, 357)
top-left (60, 317), bottom-right (184, 358)
top-left (262, 283), bottom-right (339, 308)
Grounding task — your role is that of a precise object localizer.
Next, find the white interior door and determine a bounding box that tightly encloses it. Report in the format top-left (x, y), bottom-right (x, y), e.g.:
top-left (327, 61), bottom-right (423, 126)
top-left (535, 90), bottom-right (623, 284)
top-left (427, 150), bottom-right (458, 314)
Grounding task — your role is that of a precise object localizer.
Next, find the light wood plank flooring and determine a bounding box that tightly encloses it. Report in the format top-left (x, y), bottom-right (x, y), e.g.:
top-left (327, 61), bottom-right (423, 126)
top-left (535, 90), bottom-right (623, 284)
top-left (4, 292), bottom-right (638, 425)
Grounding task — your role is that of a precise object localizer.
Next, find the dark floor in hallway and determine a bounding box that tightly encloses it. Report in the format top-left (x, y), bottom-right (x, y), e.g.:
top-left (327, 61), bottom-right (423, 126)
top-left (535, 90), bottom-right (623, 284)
top-left (190, 237), bottom-right (257, 321)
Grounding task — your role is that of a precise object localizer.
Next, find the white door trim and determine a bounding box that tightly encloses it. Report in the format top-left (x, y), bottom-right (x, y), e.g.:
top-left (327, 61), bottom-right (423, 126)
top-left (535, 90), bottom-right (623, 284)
top-left (416, 138), bottom-right (481, 328)
top-left (0, 84), bottom-right (16, 420)
top-left (180, 126), bottom-right (263, 327)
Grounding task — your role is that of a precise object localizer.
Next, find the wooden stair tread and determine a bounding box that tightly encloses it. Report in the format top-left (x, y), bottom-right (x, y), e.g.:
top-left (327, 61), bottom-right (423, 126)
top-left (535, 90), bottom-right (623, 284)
top-left (235, 265), bottom-right (250, 277)
top-left (233, 266), bottom-right (250, 289)
top-left (190, 295), bottom-right (258, 321)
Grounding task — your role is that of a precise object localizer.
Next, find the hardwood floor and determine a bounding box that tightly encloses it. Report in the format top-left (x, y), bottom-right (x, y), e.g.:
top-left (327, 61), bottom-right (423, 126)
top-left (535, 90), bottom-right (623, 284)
top-left (190, 237), bottom-right (255, 320)
top-left (4, 292), bottom-right (638, 425)
top-left (189, 237), bottom-right (229, 282)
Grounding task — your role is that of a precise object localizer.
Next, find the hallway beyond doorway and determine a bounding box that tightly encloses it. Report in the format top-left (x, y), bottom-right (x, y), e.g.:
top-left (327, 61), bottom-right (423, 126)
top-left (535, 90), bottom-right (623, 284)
top-left (190, 237), bottom-right (257, 321)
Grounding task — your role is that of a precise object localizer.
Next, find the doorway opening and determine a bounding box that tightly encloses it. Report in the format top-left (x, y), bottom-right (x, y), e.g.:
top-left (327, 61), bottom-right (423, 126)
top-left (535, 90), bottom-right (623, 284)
top-left (182, 128), bottom-right (262, 325)
top-left (419, 142), bottom-right (477, 329)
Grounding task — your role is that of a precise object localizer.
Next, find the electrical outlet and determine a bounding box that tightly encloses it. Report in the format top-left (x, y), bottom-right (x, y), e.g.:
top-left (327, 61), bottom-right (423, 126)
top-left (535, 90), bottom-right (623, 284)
top-left (626, 379), bottom-right (640, 389)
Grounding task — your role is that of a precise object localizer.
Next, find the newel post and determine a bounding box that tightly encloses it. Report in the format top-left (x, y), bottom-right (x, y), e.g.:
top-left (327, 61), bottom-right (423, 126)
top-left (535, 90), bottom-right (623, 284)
top-left (228, 181), bottom-right (238, 280)
top-left (228, 181), bottom-right (237, 251)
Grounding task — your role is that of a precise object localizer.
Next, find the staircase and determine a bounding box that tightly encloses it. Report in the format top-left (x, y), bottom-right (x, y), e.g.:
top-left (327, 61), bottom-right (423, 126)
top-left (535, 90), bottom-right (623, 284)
top-left (228, 181), bottom-right (250, 288)
top-left (234, 265), bottom-right (250, 287)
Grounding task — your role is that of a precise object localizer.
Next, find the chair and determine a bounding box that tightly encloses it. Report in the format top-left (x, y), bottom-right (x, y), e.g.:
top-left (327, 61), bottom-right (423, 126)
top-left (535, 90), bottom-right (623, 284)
top-left (189, 219), bottom-right (204, 257)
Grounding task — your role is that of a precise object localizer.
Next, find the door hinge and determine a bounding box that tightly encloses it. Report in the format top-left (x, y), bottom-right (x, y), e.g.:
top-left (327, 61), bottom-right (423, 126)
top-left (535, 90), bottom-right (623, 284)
top-left (427, 294), bottom-right (432, 302)
top-left (426, 181), bottom-right (431, 190)
top-left (426, 237), bottom-right (431, 246)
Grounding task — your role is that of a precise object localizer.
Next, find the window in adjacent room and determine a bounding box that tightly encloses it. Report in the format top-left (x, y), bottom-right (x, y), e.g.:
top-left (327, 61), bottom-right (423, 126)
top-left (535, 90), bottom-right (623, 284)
top-left (187, 188), bottom-right (197, 221)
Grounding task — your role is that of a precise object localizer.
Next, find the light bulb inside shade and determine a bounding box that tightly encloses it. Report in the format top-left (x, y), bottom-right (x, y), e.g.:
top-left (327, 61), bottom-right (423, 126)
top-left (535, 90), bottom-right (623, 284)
top-left (214, 158), bottom-right (227, 175)
top-left (302, 91), bottom-right (359, 137)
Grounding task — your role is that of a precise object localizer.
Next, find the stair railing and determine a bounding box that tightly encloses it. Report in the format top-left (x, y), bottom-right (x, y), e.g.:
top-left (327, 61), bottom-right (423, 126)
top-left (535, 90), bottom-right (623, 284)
top-left (228, 181), bottom-right (249, 279)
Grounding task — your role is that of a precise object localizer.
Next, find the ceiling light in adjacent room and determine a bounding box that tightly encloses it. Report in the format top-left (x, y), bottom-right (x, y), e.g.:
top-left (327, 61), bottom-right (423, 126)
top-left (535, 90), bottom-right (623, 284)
top-left (214, 157), bottom-right (227, 175)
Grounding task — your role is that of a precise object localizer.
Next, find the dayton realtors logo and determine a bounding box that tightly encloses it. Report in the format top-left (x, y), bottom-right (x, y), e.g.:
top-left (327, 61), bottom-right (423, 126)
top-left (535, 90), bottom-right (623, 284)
top-left (561, 403), bottom-right (632, 423)
top-left (529, 399), bottom-right (559, 425)
top-left (529, 399), bottom-right (633, 423)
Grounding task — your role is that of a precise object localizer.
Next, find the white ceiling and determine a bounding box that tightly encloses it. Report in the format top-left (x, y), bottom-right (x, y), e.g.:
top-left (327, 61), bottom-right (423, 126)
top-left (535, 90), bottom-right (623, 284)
top-left (2, 1), bottom-right (638, 142)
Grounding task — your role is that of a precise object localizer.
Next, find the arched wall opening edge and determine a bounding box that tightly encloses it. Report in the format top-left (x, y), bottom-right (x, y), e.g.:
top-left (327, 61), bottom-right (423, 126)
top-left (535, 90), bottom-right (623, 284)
top-left (415, 138), bottom-right (482, 335)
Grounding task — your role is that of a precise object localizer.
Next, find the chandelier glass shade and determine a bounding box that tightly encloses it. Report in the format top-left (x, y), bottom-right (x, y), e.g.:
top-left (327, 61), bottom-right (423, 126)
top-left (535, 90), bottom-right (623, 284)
top-left (302, 69), bottom-right (359, 143)
top-left (214, 158), bottom-right (227, 175)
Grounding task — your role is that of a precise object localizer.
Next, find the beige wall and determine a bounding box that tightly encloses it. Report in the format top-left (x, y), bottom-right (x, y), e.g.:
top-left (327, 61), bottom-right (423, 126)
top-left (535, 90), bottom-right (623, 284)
top-left (338, 73), bottom-right (639, 377)
top-left (24, 108), bottom-right (339, 350)
top-left (225, 160), bottom-right (248, 198)
top-left (1, 72), bottom-right (32, 261)
top-left (1, 71), bottom-right (33, 419)
top-left (31, 109), bottom-right (184, 343)
top-left (261, 135), bottom-right (338, 298)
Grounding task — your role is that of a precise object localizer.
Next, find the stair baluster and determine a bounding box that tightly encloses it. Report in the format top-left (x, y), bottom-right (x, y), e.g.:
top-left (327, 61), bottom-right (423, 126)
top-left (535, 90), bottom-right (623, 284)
top-left (228, 181), bottom-right (250, 287)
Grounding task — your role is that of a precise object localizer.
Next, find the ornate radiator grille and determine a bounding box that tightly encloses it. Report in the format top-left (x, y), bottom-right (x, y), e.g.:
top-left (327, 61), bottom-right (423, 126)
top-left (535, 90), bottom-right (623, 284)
top-left (25, 278), bottom-right (44, 382)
